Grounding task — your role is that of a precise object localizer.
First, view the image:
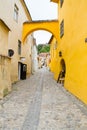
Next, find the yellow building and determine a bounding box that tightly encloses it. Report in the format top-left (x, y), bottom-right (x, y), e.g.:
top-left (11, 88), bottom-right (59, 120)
top-left (51, 0), bottom-right (87, 104)
top-left (49, 36), bottom-right (58, 73)
top-left (0, 0), bottom-right (34, 98)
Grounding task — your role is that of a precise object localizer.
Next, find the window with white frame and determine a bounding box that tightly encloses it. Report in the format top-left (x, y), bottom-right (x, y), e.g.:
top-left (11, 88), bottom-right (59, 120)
top-left (14, 4), bottom-right (19, 22)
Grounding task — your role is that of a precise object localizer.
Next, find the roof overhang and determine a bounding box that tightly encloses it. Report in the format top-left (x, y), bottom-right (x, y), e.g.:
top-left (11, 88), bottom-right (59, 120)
top-left (20, 0), bottom-right (32, 21)
top-left (50, 0), bottom-right (59, 3)
top-left (0, 19), bottom-right (11, 31)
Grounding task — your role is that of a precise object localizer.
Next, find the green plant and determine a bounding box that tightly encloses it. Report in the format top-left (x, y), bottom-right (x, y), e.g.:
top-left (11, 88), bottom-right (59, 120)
top-left (37, 44), bottom-right (50, 54)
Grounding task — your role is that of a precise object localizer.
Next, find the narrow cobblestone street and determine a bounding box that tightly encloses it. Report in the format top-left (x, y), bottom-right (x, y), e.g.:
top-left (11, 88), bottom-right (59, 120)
top-left (0, 68), bottom-right (87, 130)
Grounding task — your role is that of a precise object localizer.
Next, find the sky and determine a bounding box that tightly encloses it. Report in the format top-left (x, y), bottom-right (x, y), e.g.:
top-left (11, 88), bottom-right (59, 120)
top-left (24, 0), bottom-right (58, 44)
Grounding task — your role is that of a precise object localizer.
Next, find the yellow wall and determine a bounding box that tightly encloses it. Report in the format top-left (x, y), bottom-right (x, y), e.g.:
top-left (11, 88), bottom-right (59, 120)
top-left (49, 37), bottom-right (58, 72)
top-left (55, 0), bottom-right (87, 104)
top-left (22, 20), bottom-right (59, 42)
top-left (49, 36), bottom-right (62, 80)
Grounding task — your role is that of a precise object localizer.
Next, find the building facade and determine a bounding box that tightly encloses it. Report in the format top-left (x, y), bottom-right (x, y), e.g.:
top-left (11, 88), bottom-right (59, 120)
top-left (31, 38), bottom-right (38, 74)
top-left (0, 0), bottom-right (34, 98)
top-left (49, 36), bottom-right (58, 73)
top-left (51, 0), bottom-right (87, 104)
top-left (19, 0), bottom-right (87, 104)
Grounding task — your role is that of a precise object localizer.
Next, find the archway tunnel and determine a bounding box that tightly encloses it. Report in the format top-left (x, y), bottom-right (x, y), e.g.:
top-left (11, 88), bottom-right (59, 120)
top-left (57, 59), bottom-right (66, 85)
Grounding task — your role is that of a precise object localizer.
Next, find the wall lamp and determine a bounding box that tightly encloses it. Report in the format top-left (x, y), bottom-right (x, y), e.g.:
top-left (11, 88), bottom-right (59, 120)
top-left (59, 51), bottom-right (62, 57)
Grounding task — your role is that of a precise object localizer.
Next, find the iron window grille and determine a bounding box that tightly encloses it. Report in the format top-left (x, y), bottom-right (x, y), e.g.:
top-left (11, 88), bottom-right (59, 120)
top-left (60, 0), bottom-right (64, 8)
top-left (60, 19), bottom-right (64, 38)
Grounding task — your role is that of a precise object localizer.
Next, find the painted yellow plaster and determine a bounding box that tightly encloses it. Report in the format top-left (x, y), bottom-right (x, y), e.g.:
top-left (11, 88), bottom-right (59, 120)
top-left (55, 0), bottom-right (87, 104)
top-left (22, 20), bottom-right (59, 43)
top-left (49, 36), bottom-right (62, 81)
top-left (49, 37), bottom-right (57, 72)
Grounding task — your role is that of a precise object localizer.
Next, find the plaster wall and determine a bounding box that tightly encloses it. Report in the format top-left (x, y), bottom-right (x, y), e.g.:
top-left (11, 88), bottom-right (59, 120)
top-left (57, 0), bottom-right (87, 104)
top-left (0, 0), bottom-right (33, 83)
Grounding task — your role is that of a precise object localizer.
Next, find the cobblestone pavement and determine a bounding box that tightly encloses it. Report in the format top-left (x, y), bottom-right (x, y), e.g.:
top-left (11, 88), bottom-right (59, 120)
top-left (0, 68), bottom-right (87, 130)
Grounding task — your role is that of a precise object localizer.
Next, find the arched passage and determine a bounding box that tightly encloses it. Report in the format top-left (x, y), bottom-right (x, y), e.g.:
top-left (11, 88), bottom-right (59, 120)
top-left (22, 20), bottom-right (59, 42)
top-left (60, 59), bottom-right (66, 75)
top-left (57, 59), bottom-right (66, 84)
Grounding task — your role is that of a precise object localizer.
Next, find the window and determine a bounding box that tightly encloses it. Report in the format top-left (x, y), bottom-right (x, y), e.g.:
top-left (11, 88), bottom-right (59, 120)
top-left (18, 40), bottom-right (21, 55)
top-left (14, 4), bottom-right (19, 22)
top-left (60, 0), bottom-right (64, 8)
top-left (60, 20), bottom-right (64, 38)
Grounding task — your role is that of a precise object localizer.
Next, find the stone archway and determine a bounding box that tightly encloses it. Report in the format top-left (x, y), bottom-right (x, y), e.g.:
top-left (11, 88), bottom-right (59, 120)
top-left (22, 20), bottom-right (59, 42)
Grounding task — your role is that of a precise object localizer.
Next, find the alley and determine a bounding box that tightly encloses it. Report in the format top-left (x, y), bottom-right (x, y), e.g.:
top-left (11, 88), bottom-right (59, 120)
top-left (0, 68), bottom-right (87, 130)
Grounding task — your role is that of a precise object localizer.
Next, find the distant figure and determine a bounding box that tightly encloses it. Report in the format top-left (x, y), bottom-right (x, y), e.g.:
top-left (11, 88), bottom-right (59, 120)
top-left (61, 69), bottom-right (65, 77)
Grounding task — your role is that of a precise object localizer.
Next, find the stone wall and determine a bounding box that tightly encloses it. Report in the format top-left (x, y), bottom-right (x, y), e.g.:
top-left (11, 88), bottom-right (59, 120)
top-left (0, 55), bottom-right (11, 98)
